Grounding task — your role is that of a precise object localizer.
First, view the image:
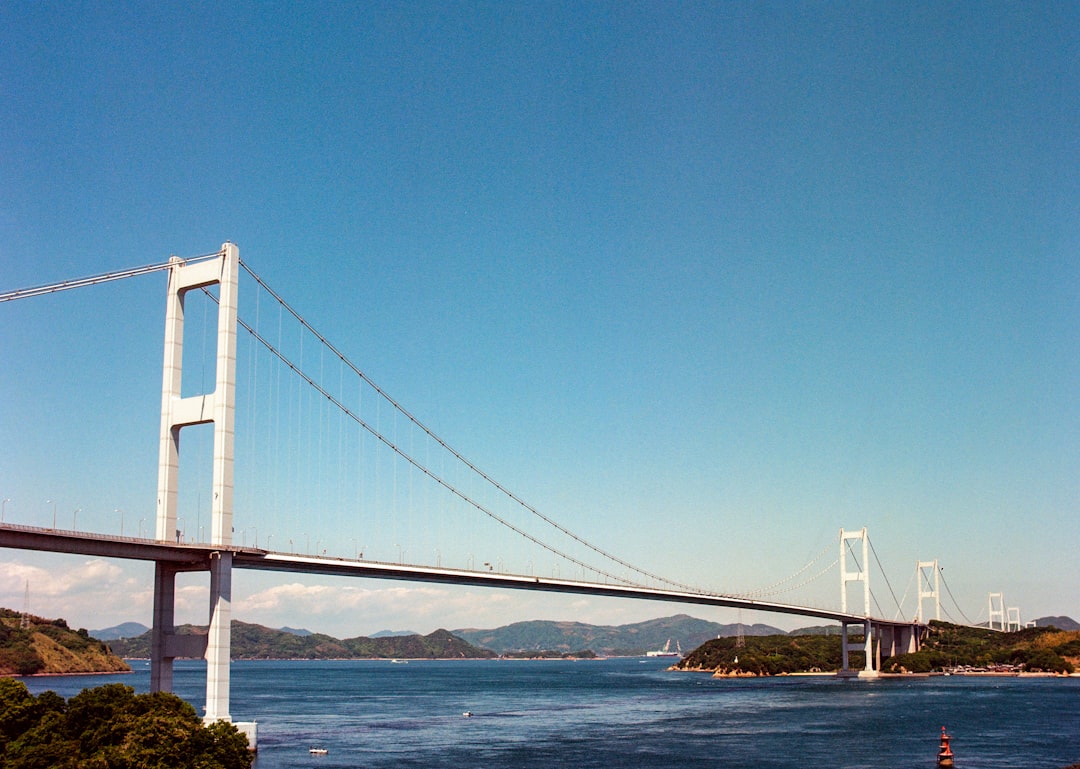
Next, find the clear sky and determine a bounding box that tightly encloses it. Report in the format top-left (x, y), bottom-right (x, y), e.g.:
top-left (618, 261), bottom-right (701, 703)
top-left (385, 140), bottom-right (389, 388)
top-left (1, 1), bottom-right (1077, 638)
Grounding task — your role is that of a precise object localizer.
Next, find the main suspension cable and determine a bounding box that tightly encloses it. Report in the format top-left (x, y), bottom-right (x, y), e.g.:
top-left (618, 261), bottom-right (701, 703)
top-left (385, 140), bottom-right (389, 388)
top-left (734, 536), bottom-right (837, 598)
top-left (867, 535), bottom-right (904, 617)
top-left (938, 567), bottom-right (975, 626)
top-left (237, 260), bottom-right (705, 594)
top-left (216, 287), bottom-right (689, 592)
top-left (0, 252), bottom-right (220, 302)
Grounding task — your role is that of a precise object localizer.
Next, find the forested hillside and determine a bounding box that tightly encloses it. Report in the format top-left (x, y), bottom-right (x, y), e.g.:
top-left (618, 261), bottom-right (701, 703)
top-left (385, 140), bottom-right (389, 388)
top-left (109, 621), bottom-right (496, 660)
top-left (0, 608), bottom-right (129, 676)
top-left (675, 622), bottom-right (1080, 676)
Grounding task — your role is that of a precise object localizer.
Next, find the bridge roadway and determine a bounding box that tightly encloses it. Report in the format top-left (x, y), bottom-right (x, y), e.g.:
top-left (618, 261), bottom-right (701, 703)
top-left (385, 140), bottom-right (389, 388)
top-left (0, 523), bottom-right (910, 628)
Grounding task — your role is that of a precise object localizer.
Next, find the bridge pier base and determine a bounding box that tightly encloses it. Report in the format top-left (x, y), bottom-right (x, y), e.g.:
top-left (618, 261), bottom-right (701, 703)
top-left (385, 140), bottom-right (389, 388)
top-left (150, 562), bottom-right (177, 693)
top-left (205, 551), bottom-right (232, 724)
top-left (151, 562), bottom-right (207, 693)
top-left (839, 620), bottom-right (878, 678)
top-left (839, 619), bottom-right (923, 678)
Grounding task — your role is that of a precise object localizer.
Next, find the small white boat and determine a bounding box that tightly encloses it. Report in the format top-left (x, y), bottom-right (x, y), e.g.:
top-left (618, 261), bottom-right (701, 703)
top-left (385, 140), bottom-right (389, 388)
top-left (309, 747), bottom-right (328, 756)
top-left (462, 711), bottom-right (473, 718)
top-left (390, 658), bottom-right (408, 664)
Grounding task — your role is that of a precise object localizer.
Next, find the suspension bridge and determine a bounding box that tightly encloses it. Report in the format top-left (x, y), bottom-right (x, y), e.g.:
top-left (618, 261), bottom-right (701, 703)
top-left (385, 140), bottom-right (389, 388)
top-left (0, 245), bottom-right (1012, 746)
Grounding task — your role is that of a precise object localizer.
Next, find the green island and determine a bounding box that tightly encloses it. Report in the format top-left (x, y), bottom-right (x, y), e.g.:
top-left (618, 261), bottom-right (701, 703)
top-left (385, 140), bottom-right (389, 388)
top-left (675, 621), bottom-right (1080, 676)
top-left (0, 609), bottom-right (129, 677)
top-left (108, 621), bottom-right (497, 660)
top-left (0, 679), bottom-right (251, 769)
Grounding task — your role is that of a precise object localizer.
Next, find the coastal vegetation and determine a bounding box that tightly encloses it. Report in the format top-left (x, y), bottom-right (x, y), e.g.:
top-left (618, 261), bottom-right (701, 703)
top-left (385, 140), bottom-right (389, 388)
top-left (0, 609), bottom-right (129, 677)
top-left (675, 621), bottom-right (1080, 676)
top-left (0, 679), bottom-right (251, 768)
top-left (676, 633), bottom-right (842, 676)
top-left (882, 621), bottom-right (1078, 674)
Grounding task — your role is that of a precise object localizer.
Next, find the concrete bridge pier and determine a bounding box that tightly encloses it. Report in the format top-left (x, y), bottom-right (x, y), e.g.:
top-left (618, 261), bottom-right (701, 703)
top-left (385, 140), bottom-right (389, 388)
top-left (839, 619), bottom-right (922, 677)
top-left (150, 562), bottom-right (208, 693)
top-left (874, 623), bottom-right (921, 664)
top-left (204, 551), bottom-right (232, 724)
top-left (840, 620), bottom-right (876, 678)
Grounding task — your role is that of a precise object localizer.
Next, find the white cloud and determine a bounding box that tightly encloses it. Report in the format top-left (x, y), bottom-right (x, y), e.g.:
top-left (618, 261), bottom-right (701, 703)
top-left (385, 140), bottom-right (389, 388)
top-left (0, 555), bottom-right (771, 639)
top-left (0, 555), bottom-right (154, 630)
top-left (234, 581), bottom-right (520, 636)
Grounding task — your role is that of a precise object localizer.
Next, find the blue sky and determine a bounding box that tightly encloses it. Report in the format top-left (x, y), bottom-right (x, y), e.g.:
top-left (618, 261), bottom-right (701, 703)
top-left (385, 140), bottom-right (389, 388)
top-left (1, 1), bottom-right (1077, 637)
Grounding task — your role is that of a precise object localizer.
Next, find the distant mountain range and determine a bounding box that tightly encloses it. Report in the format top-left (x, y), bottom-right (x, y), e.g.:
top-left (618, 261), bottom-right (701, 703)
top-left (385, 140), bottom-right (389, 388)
top-left (94, 614), bottom-right (1079, 658)
top-left (89, 621), bottom-right (150, 641)
top-left (108, 621), bottom-right (495, 660)
top-left (1033, 616), bottom-right (1080, 631)
top-left (452, 614), bottom-right (791, 655)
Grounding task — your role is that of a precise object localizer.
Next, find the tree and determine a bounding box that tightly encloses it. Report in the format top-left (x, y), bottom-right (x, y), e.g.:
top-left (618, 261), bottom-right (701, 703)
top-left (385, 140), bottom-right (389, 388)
top-left (0, 682), bottom-right (252, 769)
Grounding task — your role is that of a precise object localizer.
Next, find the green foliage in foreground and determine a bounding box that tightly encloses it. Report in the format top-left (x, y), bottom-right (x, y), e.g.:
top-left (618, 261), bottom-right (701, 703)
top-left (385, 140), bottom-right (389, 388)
top-left (0, 679), bottom-right (252, 769)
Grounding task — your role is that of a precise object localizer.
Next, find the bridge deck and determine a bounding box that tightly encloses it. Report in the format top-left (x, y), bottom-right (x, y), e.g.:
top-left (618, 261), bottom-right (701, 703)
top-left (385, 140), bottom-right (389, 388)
top-left (0, 524), bottom-right (914, 628)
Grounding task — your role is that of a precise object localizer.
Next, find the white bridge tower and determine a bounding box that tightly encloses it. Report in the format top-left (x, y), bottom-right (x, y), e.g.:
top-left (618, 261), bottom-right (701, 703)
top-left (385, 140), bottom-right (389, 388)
top-left (916, 560), bottom-right (940, 623)
top-left (151, 244), bottom-right (254, 745)
top-left (839, 527), bottom-right (874, 676)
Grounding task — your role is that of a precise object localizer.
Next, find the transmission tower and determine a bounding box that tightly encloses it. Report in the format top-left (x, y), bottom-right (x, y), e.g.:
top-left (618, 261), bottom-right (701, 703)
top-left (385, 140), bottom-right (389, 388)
top-left (19, 580), bottom-right (30, 629)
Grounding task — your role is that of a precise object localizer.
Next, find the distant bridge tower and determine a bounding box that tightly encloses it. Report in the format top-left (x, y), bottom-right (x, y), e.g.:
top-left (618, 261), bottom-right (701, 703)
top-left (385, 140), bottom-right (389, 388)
top-left (916, 560), bottom-right (940, 623)
top-left (1006, 607), bottom-right (1021, 632)
top-left (839, 527), bottom-right (874, 676)
top-left (988, 592), bottom-right (1006, 631)
top-left (840, 528), bottom-right (870, 616)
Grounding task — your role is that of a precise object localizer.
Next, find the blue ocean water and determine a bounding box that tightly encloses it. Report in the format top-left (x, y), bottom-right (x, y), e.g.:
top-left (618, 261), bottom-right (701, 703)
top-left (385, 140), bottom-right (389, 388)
top-left (21, 659), bottom-right (1080, 769)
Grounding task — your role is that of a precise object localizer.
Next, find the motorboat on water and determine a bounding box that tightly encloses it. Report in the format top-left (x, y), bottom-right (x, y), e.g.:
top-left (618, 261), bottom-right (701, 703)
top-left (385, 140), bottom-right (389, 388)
top-left (309, 747), bottom-right (328, 756)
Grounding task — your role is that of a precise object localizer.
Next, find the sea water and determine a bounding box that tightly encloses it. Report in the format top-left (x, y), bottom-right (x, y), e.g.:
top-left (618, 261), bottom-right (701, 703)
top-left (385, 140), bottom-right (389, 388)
top-left (21, 658), bottom-right (1080, 768)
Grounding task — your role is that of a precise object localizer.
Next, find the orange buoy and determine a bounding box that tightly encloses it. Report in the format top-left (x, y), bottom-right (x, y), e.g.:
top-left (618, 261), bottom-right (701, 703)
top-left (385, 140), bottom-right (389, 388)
top-left (937, 726), bottom-right (955, 767)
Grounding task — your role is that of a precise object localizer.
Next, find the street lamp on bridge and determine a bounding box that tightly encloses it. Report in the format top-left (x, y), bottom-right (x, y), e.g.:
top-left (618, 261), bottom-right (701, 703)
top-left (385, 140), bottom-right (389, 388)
top-left (72, 508), bottom-right (81, 530)
top-left (2, 498), bottom-right (10, 522)
top-left (46, 499), bottom-right (56, 529)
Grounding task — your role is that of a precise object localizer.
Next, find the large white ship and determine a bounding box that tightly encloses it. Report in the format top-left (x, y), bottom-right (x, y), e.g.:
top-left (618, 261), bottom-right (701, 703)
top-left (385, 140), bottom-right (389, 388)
top-left (646, 639), bottom-right (682, 657)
